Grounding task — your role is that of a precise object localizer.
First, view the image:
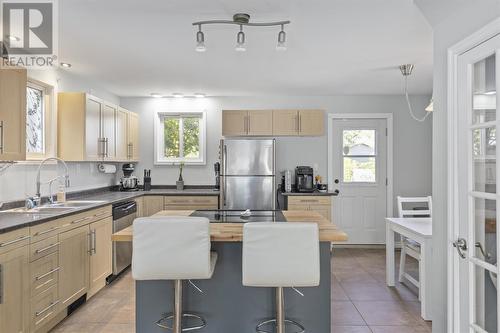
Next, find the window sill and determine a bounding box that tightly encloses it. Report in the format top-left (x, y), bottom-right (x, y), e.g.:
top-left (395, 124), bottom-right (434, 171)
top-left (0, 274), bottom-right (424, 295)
top-left (154, 160), bottom-right (206, 166)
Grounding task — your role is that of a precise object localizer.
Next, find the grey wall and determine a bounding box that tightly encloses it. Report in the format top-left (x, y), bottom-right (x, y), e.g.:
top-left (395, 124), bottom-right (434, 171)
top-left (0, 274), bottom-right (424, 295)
top-left (429, 3), bottom-right (500, 332)
top-left (0, 69), bottom-right (120, 204)
top-left (121, 94), bottom-right (432, 215)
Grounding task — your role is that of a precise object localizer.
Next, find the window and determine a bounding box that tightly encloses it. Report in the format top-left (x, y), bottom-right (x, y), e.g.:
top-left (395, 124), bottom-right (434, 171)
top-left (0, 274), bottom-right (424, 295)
top-left (26, 79), bottom-right (53, 159)
top-left (342, 129), bottom-right (377, 183)
top-left (155, 111), bottom-right (206, 165)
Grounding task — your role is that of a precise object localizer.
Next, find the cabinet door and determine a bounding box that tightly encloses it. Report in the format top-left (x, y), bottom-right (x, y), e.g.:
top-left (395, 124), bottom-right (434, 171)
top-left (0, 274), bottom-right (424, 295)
top-left (59, 225), bottom-right (89, 308)
top-left (88, 217), bottom-right (112, 298)
top-left (222, 110), bottom-right (248, 136)
top-left (127, 111), bottom-right (139, 160)
top-left (309, 205), bottom-right (332, 222)
top-left (272, 110), bottom-right (298, 136)
top-left (299, 110), bottom-right (324, 136)
top-left (135, 197), bottom-right (144, 218)
top-left (85, 96), bottom-right (103, 160)
top-left (0, 245), bottom-right (30, 333)
top-left (247, 111), bottom-right (273, 136)
top-left (102, 103), bottom-right (117, 160)
top-left (144, 196), bottom-right (164, 216)
top-left (115, 108), bottom-right (128, 161)
top-left (0, 67), bottom-right (27, 161)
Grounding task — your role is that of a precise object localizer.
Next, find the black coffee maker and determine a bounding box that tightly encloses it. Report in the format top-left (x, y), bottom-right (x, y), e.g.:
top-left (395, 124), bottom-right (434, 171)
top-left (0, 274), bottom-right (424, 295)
top-left (295, 166), bottom-right (314, 192)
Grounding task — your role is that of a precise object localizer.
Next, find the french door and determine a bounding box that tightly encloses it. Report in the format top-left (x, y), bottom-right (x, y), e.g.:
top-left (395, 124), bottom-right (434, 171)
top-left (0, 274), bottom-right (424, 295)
top-left (454, 34), bottom-right (500, 332)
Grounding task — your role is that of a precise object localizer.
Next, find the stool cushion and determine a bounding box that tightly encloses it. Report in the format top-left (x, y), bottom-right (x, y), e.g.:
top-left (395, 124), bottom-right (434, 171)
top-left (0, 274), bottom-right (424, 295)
top-left (132, 217), bottom-right (213, 280)
top-left (242, 222), bottom-right (320, 287)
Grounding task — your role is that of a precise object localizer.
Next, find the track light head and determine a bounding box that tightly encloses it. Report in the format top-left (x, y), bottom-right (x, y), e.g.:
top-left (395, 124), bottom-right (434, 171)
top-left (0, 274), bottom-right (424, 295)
top-left (236, 26), bottom-right (246, 52)
top-left (277, 26), bottom-right (287, 51)
top-left (195, 26), bottom-right (206, 52)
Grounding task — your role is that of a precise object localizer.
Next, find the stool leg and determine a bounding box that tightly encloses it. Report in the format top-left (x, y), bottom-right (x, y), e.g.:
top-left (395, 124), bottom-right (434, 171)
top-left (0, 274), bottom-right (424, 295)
top-left (276, 287), bottom-right (285, 333)
top-left (173, 280), bottom-right (183, 333)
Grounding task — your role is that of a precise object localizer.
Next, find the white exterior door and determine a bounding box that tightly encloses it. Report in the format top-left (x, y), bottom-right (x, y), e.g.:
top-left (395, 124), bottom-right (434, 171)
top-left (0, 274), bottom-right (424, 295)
top-left (454, 34), bottom-right (500, 332)
top-left (331, 118), bottom-right (388, 244)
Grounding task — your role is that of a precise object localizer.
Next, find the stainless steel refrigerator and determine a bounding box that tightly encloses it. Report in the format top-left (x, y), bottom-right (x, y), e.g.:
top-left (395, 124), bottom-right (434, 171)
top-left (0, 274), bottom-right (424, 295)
top-left (219, 139), bottom-right (276, 210)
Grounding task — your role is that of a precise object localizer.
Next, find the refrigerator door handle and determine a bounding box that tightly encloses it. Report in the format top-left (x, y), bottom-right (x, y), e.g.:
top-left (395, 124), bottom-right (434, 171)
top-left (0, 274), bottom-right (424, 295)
top-left (223, 144), bottom-right (228, 207)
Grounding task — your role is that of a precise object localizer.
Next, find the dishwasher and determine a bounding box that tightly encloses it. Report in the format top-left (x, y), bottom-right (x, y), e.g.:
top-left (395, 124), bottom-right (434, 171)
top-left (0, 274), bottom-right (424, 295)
top-left (112, 200), bottom-right (137, 276)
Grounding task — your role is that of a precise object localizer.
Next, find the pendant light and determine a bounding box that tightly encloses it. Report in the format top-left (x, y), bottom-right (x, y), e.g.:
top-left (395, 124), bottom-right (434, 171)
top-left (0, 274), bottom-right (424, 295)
top-left (400, 64), bottom-right (433, 122)
top-left (276, 24), bottom-right (287, 51)
top-left (195, 25), bottom-right (206, 52)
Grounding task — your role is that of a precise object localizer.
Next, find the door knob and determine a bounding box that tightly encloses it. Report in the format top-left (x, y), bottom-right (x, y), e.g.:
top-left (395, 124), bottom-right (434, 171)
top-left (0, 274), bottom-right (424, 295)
top-left (334, 189), bottom-right (340, 194)
top-left (453, 238), bottom-right (468, 259)
top-left (334, 179), bottom-right (339, 184)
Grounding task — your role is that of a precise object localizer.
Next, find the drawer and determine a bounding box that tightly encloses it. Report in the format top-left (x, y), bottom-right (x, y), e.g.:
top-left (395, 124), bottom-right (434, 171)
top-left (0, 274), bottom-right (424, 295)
top-left (31, 284), bottom-right (60, 332)
top-left (30, 235), bottom-right (59, 262)
top-left (30, 252), bottom-right (59, 297)
top-left (0, 227), bottom-right (30, 255)
top-left (165, 205), bottom-right (218, 211)
top-left (288, 196), bottom-right (331, 206)
top-left (31, 219), bottom-right (60, 243)
top-left (59, 205), bottom-right (112, 231)
top-left (287, 204), bottom-right (310, 211)
top-left (164, 196), bottom-right (218, 206)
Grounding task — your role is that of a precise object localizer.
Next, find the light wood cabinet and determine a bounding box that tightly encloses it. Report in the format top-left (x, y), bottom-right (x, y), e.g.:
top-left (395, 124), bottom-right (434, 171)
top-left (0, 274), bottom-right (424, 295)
top-left (58, 224), bottom-right (89, 308)
top-left (127, 111), bottom-right (139, 161)
top-left (298, 110), bottom-right (324, 136)
top-left (102, 102), bottom-right (117, 161)
top-left (287, 196), bottom-right (332, 222)
top-left (222, 110), bottom-right (273, 137)
top-left (30, 284), bottom-right (59, 332)
top-left (115, 108), bottom-right (129, 161)
top-left (0, 66), bottom-right (27, 161)
top-left (84, 95), bottom-right (102, 160)
top-left (88, 217), bottom-right (112, 298)
top-left (273, 110), bottom-right (324, 136)
top-left (135, 197), bottom-right (144, 218)
top-left (164, 196), bottom-right (218, 210)
top-left (144, 196), bottom-right (164, 216)
top-left (0, 245), bottom-right (30, 333)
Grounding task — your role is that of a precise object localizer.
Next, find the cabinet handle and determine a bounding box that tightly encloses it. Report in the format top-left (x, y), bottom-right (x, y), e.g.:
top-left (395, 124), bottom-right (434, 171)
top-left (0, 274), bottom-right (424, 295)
top-left (247, 115), bottom-right (251, 133)
top-left (299, 114), bottom-right (302, 132)
top-left (35, 226), bottom-right (59, 236)
top-left (127, 143), bottom-right (133, 159)
top-left (0, 235), bottom-right (30, 247)
top-left (35, 242), bottom-right (60, 254)
top-left (35, 300), bottom-right (60, 317)
top-left (295, 115), bottom-right (299, 132)
top-left (94, 212), bottom-right (109, 219)
top-left (105, 138), bottom-right (109, 158)
top-left (72, 216), bottom-right (90, 224)
top-left (0, 120), bottom-right (4, 154)
top-left (0, 263), bottom-right (3, 304)
top-left (35, 267), bottom-right (60, 281)
top-left (88, 230), bottom-right (96, 255)
top-left (93, 229), bottom-right (97, 254)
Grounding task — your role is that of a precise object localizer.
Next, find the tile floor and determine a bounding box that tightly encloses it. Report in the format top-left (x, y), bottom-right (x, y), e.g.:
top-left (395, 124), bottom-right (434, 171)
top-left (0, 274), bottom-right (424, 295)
top-left (50, 248), bottom-right (431, 333)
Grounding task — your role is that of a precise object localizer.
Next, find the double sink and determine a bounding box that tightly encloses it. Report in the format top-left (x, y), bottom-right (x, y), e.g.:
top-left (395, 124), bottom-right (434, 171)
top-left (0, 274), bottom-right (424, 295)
top-left (4, 200), bottom-right (107, 214)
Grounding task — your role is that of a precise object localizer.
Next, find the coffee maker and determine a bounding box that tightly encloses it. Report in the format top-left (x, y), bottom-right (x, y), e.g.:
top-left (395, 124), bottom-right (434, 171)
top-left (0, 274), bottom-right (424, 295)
top-left (120, 163), bottom-right (139, 191)
top-left (295, 166), bottom-right (314, 192)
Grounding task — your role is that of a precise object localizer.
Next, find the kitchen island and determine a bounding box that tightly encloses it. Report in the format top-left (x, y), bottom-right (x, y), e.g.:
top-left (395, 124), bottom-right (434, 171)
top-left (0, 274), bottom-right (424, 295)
top-left (112, 210), bottom-right (347, 333)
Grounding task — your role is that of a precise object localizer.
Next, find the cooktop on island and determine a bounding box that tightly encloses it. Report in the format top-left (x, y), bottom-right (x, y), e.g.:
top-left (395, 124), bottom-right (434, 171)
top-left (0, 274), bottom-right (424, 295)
top-left (189, 210), bottom-right (286, 223)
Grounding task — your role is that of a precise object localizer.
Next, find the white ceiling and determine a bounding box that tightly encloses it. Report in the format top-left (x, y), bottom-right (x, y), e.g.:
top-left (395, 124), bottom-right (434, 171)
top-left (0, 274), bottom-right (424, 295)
top-left (59, 0), bottom-right (433, 97)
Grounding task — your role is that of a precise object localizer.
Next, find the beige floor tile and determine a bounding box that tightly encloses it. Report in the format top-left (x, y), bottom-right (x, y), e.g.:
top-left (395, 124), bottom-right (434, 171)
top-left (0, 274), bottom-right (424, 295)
top-left (99, 323), bottom-right (135, 333)
top-left (369, 325), bottom-right (431, 333)
top-left (334, 270), bottom-right (378, 284)
top-left (341, 282), bottom-right (395, 301)
top-left (331, 301), bottom-right (366, 326)
top-left (331, 325), bottom-right (372, 333)
top-left (332, 277), bottom-right (350, 301)
top-left (50, 322), bottom-right (105, 333)
top-left (353, 301), bottom-right (419, 326)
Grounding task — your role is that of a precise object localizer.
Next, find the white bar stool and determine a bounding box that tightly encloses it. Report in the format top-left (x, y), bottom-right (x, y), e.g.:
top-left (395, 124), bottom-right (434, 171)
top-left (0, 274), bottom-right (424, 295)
top-left (242, 222), bottom-right (320, 333)
top-left (132, 217), bottom-right (217, 333)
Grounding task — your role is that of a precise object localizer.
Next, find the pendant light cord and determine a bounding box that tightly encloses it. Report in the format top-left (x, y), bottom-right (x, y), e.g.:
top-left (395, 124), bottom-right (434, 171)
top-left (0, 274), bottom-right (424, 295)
top-left (404, 76), bottom-right (431, 122)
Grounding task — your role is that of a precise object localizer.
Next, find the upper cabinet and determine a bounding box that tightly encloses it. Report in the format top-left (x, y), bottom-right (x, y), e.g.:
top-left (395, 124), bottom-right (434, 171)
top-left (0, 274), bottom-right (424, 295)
top-left (0, 66), bottom-right (27, 161)
top-left (127, 111), bottom-right (139, 161)
top-left (58, 93), bottom-right (139, 162)
top-left (223, 109), bottom-right (324, 137)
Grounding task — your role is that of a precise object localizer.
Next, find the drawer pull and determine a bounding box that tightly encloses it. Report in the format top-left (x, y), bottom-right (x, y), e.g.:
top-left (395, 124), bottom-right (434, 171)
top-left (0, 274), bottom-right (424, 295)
top-left (71, 216), bottom-right (90, 224)
top-left (94, 212), bottom-right (109, 219)
top-left (35, 242), bottom-right (60, 254)
top-left (35, 226), bottom-right (59, 236)
top-left (0, 235), bottom-right (30, 247)
top-left (35, 300), bottom-right (60, 317)
top-left (0, 264), bottom-right (3, 304)
top-left (35, 267), bottom-right (60, 281)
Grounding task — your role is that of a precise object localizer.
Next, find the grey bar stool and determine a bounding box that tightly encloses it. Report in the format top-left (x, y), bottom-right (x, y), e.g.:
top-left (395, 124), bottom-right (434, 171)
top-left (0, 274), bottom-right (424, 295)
top-left (242, 222), bottom-right (320, 333)
top-left (132, 216), bottom-right (217, 332)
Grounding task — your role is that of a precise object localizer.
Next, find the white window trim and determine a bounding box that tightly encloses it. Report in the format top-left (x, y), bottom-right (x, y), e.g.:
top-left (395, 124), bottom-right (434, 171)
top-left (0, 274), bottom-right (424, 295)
top-left (26, 78), bottom-right (55, 161)
top-left (154, 110), bottom-right (207, 165)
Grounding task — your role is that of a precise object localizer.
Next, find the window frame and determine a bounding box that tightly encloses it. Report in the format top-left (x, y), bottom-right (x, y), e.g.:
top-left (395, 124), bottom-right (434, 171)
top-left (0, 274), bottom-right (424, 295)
top-left (341, 128), bottom-right (378, 184)
top-left (26, 78), bottom-right (54, 160)
top-left (154, 110), bottom-right (206, 165)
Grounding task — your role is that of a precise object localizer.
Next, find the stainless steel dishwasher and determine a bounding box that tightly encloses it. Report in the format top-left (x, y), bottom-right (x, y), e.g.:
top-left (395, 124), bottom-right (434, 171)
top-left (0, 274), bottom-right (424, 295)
top-left (112, 200), bottom-right (137, 276)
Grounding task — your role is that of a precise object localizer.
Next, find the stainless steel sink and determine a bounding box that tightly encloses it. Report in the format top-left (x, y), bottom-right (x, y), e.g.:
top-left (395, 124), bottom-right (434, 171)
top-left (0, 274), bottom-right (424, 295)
top-left (52, 200), bottom-right (106, 208)
top-left (4, 200), bottom-right (106, 214)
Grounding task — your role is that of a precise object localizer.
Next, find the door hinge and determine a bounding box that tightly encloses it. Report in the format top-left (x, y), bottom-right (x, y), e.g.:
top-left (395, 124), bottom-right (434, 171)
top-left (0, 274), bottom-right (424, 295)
top-left (386, 178), bottom-right (388, 186)
top-left (385, 128), bottom-right (388, 136)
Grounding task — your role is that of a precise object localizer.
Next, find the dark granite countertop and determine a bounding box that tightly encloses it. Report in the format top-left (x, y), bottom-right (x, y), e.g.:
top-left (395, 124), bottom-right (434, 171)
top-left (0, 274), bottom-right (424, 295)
top-left (280, 190), bottom-right (338, 196)
top-left (0, 188), bottom-right (219, 234)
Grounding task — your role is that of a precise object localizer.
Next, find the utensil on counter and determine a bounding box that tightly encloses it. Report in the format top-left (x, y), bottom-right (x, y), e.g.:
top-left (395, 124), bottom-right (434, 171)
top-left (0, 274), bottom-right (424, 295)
top-left (143, 169), bottom-right (151, 191)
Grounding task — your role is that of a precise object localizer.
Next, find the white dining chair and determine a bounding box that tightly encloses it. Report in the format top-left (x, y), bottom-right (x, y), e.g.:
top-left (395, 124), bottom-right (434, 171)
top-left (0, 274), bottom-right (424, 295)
top-left (396, 196), bottom-right (432, 299)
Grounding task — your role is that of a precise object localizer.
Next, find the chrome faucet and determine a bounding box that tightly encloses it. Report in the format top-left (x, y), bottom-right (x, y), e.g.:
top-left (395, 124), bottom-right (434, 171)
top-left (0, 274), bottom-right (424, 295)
top-left (28, 157), bottom-right (70, 208)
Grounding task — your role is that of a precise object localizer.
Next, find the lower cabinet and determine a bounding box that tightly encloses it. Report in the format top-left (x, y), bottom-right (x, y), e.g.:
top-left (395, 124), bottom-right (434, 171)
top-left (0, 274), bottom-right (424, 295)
top-left (143, 196), bottom-right (164, 216)
top-left (88, 217), bottom-right (112, 298)
top-left (287, 196), bottom-right (332, 222)
top-left (0, 245), bottom-right (30, 333)
top-left (135, 197), bottom-right (144, 218)
top-left (58, 225), bottom-right (90, 309)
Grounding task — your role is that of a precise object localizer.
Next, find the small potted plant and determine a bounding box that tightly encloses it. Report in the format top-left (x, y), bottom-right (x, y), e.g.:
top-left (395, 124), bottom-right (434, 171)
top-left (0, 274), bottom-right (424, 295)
top-left (176, 162), bottom-right (185, 190)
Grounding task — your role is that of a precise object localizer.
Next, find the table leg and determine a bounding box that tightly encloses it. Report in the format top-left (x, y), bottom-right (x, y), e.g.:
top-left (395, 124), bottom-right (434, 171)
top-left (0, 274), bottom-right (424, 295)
top-left (386, 223), bottom-right (395, 286)
top-left (420, 238), bottom-right (432, 320)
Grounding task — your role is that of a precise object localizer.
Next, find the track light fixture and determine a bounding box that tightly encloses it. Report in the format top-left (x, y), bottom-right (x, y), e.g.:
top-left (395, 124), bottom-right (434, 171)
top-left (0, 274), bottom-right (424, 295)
top-left (193, 13), bottom-right (290, 52)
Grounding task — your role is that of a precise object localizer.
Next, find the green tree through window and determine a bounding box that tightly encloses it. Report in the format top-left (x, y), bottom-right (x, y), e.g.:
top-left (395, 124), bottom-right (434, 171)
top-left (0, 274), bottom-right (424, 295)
top-left (163, 115), bottom-right (201, 160)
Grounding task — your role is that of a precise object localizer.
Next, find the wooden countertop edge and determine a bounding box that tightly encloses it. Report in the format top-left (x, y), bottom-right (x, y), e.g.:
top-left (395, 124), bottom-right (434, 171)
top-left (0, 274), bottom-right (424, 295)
top-left (111, 210), bottom-right (348, 242)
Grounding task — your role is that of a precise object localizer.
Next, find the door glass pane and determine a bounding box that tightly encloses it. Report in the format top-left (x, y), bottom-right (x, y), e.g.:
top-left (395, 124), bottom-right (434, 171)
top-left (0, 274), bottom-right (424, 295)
top-left (473, 54), bottom-right (496, 124)
top-left (474, 198), bottom-right (497, 263)
top-left (474, 265), bottom-right (498, 332)
top-left (473, 127), bottom-right (496, 193)
top-left (342, 129), bottom-right (377, 183)
top-left (342, 130), bottom-right (376, 155)
top-left (343, 157), bottom-right (376, 182)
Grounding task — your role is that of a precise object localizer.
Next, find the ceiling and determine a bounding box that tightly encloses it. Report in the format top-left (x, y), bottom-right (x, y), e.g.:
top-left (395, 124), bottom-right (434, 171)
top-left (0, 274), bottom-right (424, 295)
top-left (58, 0), bottom-right (433, 97)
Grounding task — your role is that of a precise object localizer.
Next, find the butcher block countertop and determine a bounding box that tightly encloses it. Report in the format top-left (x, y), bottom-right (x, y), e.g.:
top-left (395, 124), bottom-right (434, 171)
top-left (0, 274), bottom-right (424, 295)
top-left (111, 210), bottom-right (348, 242)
